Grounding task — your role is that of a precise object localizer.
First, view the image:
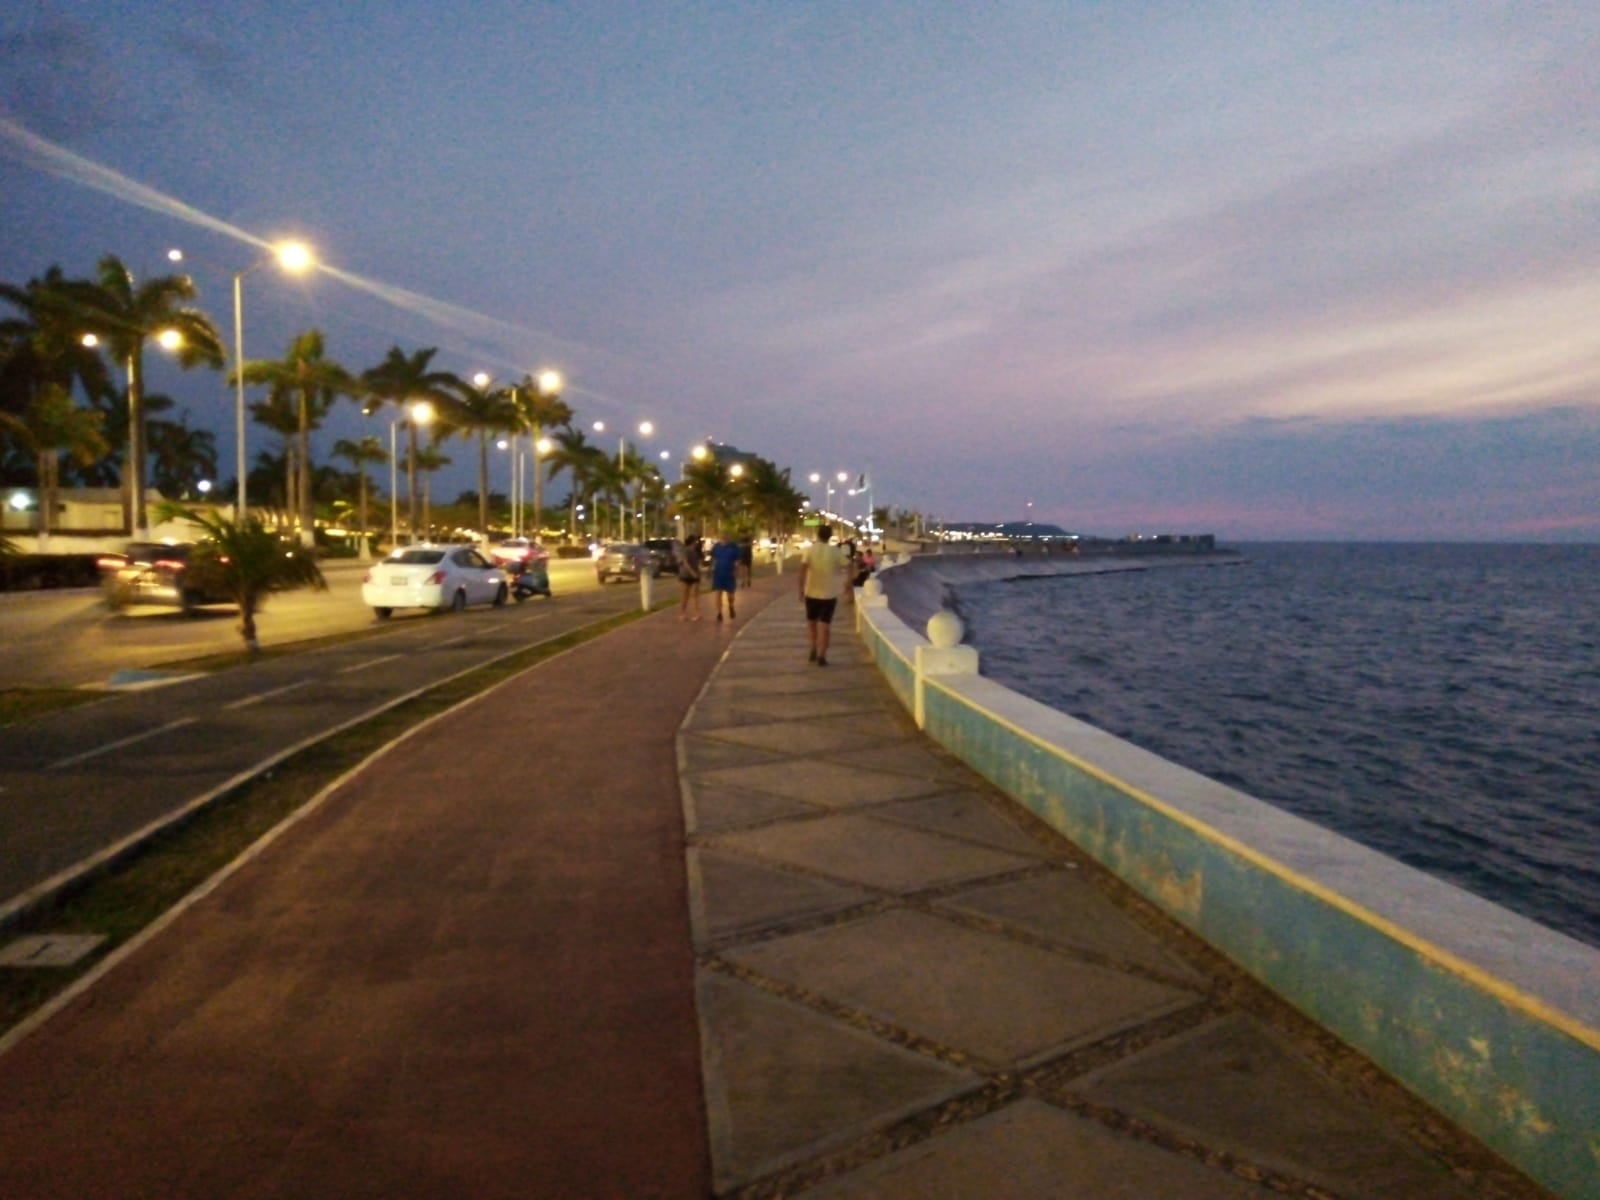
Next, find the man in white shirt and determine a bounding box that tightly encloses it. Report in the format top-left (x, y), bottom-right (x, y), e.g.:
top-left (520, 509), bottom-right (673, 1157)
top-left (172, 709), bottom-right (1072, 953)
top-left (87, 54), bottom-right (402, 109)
top-left (797, 524), bottom-right (849, 666)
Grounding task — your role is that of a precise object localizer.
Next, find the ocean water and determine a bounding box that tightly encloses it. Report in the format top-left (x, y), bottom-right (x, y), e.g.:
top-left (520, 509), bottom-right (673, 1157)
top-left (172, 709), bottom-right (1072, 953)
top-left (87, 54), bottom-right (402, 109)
top-left (953, 543), bottom-right (1600, 949)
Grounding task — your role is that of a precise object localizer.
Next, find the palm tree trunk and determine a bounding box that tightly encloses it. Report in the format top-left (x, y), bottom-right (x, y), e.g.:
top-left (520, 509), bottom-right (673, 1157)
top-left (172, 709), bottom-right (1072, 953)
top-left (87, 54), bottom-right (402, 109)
top-left (126, 352), bottom-right (146, 537)
top-left (357, 471), bottom-right (370, 560)
top-left (478, 431), bottom-right (490, 543)
top-left (298, 389), bottom-right (314, 547)
top-left (532, 424), bottom-right (544, 537)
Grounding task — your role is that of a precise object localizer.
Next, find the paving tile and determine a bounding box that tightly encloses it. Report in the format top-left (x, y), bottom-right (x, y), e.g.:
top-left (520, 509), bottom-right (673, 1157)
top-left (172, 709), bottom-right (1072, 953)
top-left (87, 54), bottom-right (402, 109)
top-left (798, 1098), bottom-right (1271, 1199)
top-left (726, 908), bottom-right (1199, 1069)
top-left (699, 718), bottom-right (886, 756)
top-left (1068, 1013), bottom-right (1479, 1200)
top-left (713, 812), bottom-right (1037, 894)
top-left (679, 733), bottom-right (791, 774)
top-left (934, 871), bottom-right (1207, 984)
top-left (688, 848), bottom-right (877, 948)
top-left (698, 971), bottom-right (978, 1192)
top-left (735, 690), bottom-right (889, 722)
top-left (698, 760), bottom-right (947, 808)
top-left (830, 742), bottom-right (973, 785)
top-left (682, 781), bottom-right (822, 835)
top-left (871, 792), bottom-right (1053, 859)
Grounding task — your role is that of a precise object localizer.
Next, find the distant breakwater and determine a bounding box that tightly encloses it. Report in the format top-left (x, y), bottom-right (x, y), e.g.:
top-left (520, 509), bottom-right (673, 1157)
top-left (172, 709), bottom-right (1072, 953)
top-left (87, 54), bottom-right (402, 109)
top-left (878, 547), bottom-right (1246, 632)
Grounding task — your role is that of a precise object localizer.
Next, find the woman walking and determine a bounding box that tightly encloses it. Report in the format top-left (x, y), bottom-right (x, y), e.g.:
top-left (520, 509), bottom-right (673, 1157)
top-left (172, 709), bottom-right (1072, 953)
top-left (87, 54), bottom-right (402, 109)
top-left (678, 535), bottom-right (704, 620)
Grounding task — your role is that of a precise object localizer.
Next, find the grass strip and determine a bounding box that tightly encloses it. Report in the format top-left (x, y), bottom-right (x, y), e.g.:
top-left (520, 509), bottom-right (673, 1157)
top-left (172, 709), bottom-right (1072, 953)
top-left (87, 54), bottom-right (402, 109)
top-left (0, 605), bottom-right (648, 1038)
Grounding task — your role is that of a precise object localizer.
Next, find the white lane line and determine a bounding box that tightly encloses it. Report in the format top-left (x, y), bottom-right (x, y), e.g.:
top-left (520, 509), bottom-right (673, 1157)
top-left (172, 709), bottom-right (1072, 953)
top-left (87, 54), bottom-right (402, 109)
top-left (47, 718), bottom-right (199, 771)
top-left (435, 636), bottom-right (470, 647)
top-left (336, 654), bottom-right (402, 675)
top-left (223, 679), bottom-right (313, 710)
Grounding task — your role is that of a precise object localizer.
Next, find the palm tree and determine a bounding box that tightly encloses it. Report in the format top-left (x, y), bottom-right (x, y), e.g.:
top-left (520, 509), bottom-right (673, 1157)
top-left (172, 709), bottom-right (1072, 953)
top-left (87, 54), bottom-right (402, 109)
top-left (511, 373), bottom-right (572, 536)
top-left (145, 409), bottom-right (217, 498)
top-left (157, 503), bottom-right (326, 655)
top-left (332, 435), bottom-right (387, 557)
top-left (408, 437), bottom-right (452, 540)
top-left (442, 378), bottom-right (520, 543)
top-left (236, 329), bottom-right (355, 544)
top-left (738, 456), bottom-right (805, 544)
top-left (359, 347), bottom-right (463, 543)
top-left (249, 387), bottom-right (301, 526)
top-left (676, 454), bottom-right (741, 538)
top-left (547, 426), bottom-right (605, 541)
top-left (0, 382), bottom-right (108, 541)
top-left (74, 255), bottom-right (224, 535)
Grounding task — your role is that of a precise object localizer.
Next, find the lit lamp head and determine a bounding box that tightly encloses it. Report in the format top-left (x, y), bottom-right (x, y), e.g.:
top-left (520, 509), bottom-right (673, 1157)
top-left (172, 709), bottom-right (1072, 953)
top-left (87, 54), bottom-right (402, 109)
top-left (275, 241), bottom-right (314, 273)
top-left (473, 372), bottom-right (491, 388)
top-left (535, 436), bottom-right (553, 456)
top-left (639, 421), bottom-right (654, 437)
top-left (537, 369), bottom-right (562, 395)
top-left (409, 400), bottom-right (435, 426)
top-left (692, 444), bottom-right (710, 462)
top-left (156, 329), bottom-right (183, 352)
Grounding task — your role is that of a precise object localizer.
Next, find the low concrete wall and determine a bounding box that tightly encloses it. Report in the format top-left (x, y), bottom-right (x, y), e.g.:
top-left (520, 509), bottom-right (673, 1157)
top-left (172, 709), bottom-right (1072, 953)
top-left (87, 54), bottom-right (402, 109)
top-left (856, 568), bottom-right (1600, 1200)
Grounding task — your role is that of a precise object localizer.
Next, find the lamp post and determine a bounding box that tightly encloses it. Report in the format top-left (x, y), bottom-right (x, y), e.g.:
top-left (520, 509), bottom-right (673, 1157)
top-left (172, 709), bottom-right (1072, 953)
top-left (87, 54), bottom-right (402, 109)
top-left (229, 240), bottom-right (313, 520)
top-left (397, 399), bottom-right (434, 544)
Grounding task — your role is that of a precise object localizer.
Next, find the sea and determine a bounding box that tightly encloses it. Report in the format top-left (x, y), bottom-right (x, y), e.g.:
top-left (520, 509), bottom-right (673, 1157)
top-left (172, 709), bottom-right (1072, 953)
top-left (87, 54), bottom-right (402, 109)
top-left (951, 542), bottom-right (1600, 950)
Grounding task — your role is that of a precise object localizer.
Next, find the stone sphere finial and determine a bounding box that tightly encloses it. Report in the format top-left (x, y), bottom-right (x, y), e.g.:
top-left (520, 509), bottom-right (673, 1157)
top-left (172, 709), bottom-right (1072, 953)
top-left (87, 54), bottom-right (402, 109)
top-left (862, 576), bottom-right (883, 598)
top-left (926, 609), bottom-right (963, 649)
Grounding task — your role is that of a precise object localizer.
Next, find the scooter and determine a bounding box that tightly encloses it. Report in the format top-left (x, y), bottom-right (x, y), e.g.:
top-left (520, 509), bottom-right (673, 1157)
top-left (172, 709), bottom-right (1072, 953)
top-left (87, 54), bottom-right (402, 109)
top-left (511, 560), bottom-right (552, 601)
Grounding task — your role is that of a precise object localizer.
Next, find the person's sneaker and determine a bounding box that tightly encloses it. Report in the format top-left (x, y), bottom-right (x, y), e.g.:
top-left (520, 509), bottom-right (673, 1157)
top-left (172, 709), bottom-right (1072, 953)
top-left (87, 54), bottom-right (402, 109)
top-left (716, 612), bottom-right (722, 622)
top-left (808, 648), bottom-right (817, 662)
top-left (817, 654), bottom-right (828, 667)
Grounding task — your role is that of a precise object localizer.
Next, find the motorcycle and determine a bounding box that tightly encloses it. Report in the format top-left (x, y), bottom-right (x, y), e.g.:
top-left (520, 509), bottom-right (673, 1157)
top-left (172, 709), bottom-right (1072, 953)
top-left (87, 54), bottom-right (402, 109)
top-left (511, 560), bottom-right (552, 601)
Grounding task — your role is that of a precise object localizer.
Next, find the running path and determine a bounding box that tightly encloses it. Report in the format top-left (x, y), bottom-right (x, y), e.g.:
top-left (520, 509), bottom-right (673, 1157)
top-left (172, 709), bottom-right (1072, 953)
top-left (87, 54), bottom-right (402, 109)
top-left (0, 581), bottom-right (780, 1200)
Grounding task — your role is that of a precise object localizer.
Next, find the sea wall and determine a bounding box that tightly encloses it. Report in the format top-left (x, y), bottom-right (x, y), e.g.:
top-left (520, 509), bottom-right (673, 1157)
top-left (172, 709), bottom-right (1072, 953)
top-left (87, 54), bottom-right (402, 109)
top-left (855, 566), bottom-right (1600, 1200)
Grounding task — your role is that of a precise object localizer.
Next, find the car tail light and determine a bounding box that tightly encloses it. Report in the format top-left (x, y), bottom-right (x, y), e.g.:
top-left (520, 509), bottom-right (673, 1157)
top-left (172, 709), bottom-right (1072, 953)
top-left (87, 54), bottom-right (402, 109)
top-left (153, 557), bottom-right (186, 572)
top-left (426, 570), bottom-right (448, 584)
top-left (95, 556), bottom-right (126, 570)
top-left (362, 570), bottom-right (373, 584)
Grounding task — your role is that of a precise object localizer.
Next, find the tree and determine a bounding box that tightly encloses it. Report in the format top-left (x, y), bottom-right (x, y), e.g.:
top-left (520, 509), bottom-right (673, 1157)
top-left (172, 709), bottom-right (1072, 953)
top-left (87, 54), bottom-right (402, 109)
top-left (146, 409), bottom-right (217, 499)
top-left (441, 378), bottom-right (519, 543)
top-left (157, 503), bottom-right (326, 656)
top-left (74, 255), bottom-right (224, 535)
top-left (547, 426), bottom-right (605, 540)
top-left (0, 382), bottom-right (108, 539)
top-left (1, 266), bottom-right (116, 487)
top-left (738, 456), bottom-right (805, 543)
top-left (332, 435), bottom-right (387, 556)
top-left (359, 347), bottom-right (463, 543)
top-left (249, 386), bottom-right (301, 525)
top-left (236, 329), bottom-right (355, 543)
top-left (408, 437), bottom-right (452, 540)
top-left (675, 454), bottom-right (741, 539)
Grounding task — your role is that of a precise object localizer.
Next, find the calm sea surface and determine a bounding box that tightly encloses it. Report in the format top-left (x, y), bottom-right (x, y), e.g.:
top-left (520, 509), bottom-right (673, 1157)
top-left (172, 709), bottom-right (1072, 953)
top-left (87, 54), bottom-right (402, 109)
top-left (953, 543), bottom-right (1600, 949)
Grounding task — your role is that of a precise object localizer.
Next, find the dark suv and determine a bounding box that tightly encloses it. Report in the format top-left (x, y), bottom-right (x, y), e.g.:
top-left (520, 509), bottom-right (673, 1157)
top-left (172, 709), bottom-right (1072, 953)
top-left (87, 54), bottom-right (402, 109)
top-left (98, 541), bottom-right (231, 615)
top-left (642, 538), bottom-right (682, 577)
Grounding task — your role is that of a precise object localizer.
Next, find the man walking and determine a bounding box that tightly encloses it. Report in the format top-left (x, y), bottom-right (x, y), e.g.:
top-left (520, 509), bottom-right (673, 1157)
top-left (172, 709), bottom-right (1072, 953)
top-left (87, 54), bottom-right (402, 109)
top-left (797, 524), bottom-right (848, 665)
top-left (710, 530), bottom-right (741, 622)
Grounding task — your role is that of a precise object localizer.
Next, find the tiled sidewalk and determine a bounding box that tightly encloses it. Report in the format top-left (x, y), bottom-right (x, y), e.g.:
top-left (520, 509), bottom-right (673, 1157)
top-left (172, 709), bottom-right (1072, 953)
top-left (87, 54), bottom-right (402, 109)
top-left (679, 602), bottom-right (1498, 1199)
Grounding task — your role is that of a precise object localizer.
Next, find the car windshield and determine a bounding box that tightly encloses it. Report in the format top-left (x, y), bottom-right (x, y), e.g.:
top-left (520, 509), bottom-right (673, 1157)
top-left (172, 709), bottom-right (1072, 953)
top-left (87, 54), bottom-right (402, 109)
top-left (389, 549), bottom-right (446, 565)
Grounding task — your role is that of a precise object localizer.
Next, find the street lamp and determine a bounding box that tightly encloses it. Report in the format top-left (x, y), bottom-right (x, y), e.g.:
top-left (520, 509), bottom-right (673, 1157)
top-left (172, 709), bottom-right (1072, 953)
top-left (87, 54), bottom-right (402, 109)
top-left (387, 399), bottom-right (434, 545)
top-left (229, 240), bottom-right (314, 520)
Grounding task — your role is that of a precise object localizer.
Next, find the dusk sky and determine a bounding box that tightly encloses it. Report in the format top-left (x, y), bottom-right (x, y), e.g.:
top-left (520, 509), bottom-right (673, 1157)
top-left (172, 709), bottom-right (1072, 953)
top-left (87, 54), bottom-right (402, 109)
top-left (3, 2), bottom-right (1597, 541)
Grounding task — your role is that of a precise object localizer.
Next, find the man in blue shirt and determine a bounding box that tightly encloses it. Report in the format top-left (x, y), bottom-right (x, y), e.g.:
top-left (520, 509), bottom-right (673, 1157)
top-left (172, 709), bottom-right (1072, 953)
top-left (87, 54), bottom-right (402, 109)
top-left (710, 531), bottom-right (742, 622)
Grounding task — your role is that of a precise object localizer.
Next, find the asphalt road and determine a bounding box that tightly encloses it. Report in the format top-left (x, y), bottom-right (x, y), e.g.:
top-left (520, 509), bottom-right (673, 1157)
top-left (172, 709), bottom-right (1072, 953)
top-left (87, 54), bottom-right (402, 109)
top-left (0, 560), bottom-right (670, 924)
top-left (0, 556), bottom-right (607, 689)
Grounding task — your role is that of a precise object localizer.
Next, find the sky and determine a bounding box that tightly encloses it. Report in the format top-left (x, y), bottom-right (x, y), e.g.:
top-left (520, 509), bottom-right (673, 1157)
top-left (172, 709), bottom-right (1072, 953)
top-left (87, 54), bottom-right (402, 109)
top-left (2, 1), bottom-right (1597, 542)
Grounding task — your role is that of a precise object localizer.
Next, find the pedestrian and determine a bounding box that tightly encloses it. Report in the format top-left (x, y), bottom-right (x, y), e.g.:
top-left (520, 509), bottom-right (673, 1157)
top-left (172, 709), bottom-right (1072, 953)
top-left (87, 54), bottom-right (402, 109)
top-left (710, 530), bottom-right (741, 622)
top-left (738, 537), bottom-right (754, 588)
top-left (798, 523), bottom-right (849, 665)
top-left (854, 543), bottom-right (876, 588)
top-left (678, 535), bottom-right (703, 621)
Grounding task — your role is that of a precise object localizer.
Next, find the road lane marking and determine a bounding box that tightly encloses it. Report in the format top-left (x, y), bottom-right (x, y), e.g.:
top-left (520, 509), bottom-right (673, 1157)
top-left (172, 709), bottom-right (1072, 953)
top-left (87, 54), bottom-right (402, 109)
top-left (223, 680), bottom-right (312, 710)
top-left (336, 654), bottom-right (402, 675)
top-left (47, 718), bottom-right (199, 771)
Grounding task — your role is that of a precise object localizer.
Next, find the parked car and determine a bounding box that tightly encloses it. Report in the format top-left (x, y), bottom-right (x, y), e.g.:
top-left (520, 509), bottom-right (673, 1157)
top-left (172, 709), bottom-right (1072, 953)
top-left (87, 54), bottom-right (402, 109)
top-left (595, 542), bottom-right (653, 584)
top-left (98, 541), bottom-right (232, 615)
top-left (642, 538), bottom-right (682, 577)
top-left (488, 536), bottom-right (549, 568)
top-left (361, 544), bottom-right (508, 618)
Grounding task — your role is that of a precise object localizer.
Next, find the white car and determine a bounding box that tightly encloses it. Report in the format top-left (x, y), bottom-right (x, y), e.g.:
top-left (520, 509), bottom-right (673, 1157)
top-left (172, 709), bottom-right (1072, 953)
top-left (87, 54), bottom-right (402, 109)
top-left (362, 544), bottom-right (509, 618)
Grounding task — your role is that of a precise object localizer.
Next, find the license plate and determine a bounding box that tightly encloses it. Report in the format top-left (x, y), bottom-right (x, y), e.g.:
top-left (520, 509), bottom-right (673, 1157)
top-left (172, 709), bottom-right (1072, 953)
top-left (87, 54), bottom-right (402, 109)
top-left (391, 575), bottom-right (409, 585)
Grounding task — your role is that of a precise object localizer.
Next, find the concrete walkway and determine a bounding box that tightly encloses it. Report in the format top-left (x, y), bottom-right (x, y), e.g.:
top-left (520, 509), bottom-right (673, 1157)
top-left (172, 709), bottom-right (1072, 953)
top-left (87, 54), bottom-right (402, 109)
top-left (0, 574), bottom-right (1539, 1198)
top-left (681, 600), bottom-right (1523, 1199)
